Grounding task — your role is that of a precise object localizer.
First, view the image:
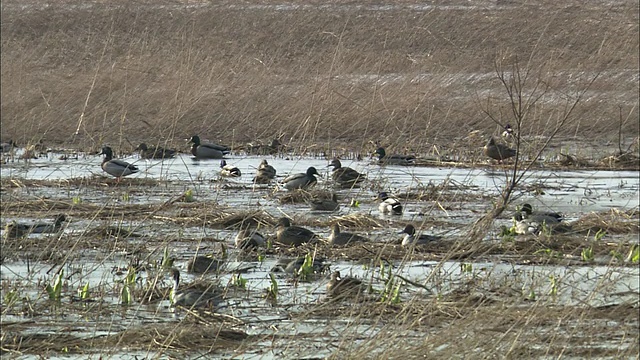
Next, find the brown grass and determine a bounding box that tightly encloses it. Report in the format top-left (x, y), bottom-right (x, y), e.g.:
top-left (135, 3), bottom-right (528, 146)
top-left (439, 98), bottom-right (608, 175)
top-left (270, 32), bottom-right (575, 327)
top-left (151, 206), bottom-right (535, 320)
top-left (1, 0), bottom-right (638, 154)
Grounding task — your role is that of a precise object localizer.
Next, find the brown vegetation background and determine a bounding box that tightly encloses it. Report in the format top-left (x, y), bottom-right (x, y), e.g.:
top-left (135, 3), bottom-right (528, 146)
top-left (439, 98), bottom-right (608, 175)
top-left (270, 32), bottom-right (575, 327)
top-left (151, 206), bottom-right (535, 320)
top-left (1, 0), bottom-right (638, 152)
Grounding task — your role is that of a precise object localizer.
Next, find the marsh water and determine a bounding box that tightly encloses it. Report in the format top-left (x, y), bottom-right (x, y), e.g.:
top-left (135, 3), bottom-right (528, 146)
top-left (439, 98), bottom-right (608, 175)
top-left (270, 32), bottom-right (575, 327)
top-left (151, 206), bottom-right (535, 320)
top-left (1, 150), bottom-right (638, 358)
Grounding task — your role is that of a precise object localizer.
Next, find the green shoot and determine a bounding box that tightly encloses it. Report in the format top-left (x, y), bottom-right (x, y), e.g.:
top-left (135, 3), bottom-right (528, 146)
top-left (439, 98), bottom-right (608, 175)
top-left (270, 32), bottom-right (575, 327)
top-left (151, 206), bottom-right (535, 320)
top-left (233, 274), bottom-right (247, 289)
top-left (183, 189), bottom-right (194, 202)
top-left (265, 273), bottom-right (278, 303)
top-left (627, 244), bottom-right (639, 263)
top-left (548, 275), bottom-right (558, 299)
top-left (46, 270), bottom-right (64, 302)
top-left (161, 247), bottom-right (173, 269)
top-left (121, 267), bottom-right (136, 305)
top-left (297, 253), bottom-right (314, 281)
top-left (460, 263), bottom-right (473, 273)
top-left (78, 283), bottom-right (90, 300)
top-left (594, 229), bottom-right (606, 241)
top-left (581, 247), bottom-right (594, 262)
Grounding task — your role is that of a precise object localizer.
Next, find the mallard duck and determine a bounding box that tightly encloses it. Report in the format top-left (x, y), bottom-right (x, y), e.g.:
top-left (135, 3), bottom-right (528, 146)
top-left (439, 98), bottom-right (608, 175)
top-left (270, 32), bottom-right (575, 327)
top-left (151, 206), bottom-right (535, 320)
top-left (374, 147), bottom-right (415, 166)
top-left (513, 213), bottom-right (542, 235)
top-left (100, 146), bottom-right (139, 180)
top-left (309, 193), bottom-right (340, 211)
top-left (188, 135), bottom-right (230, 159)
top-left (326, 271), bottom-right (364, 297)
top-left (270, 257), bottom-right (328, 275)
top-left (400, 224), bottom-right (442, 246)
top-left (521, 203), bottom-right (563, 223)
top-left (275, 217), bottom-right (317, 246)
top-left (513, 213), bottom-right (570, 235)
top-left (329, 223), bottom-right (369, 246)
top-left (170, 268), bottom-right (222, 308)
top-left (234, 228), bottom-right (267, 250)
top-left (281, 167), bottom-right (319, 191)
top-left (328, 158), bottom-right (366, 188)
top-left (483, 137), bottom-right (516, 161)
top-left (377, 192), bottom-right (403, 215)
top-left (135, 143), bottom-right (176, 159)
top-left (186, 255), bottom-right (225, 274)
top-left (4, 214), bottom-right (68, 238)
top-left (219, 160), bottom-right (241, 177)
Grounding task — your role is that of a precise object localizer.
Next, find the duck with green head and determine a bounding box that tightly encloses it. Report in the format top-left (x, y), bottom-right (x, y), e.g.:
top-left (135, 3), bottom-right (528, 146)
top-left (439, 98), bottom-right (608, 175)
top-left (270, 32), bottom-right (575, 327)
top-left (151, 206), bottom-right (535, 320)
top-left (100, 146), bottom-right (139, 181)
top-left (188, 135), bottom-right (230, 159)
top-left (281, 167), bottom-right (319, 191)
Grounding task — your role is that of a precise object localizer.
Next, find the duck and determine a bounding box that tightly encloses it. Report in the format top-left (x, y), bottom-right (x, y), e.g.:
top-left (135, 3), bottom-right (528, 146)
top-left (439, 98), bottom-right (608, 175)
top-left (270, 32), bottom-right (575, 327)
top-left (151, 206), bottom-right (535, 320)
top-left (309, 193), bottom-right (340, 211)
top-left (520, 203), bottom-right (563, 224)
top-left (328, 158), bottom-right (366, 188)
top-left (400, 224), bottom-right (442, 246)
top-left (281, 167), bottom-right (319, 191)
top-left (326, 271), bottom-right (364, 297)
top-left (219, 160), bottom-right (241, 177)
top-left (377, 192), bottom-right (403, 215)
top-left (4, 214), bottom-right (68, 238)
top-left (270, 257), bottom-right (328, 275)
top-left (186, 255), bottom-right (225, 274)
top-left (253, 159), bottom-right (277, 184)
top-left (512, 213), bottom-right (542, 235)
top-left (247, 138), bottom-right (285, 155)
top-left (188, 135), bottom-right (230, 159)
top-left (100, 146), bottom-right (139, 180)
top-left (234, 228), bottom-right (267, 250)
top-left (374, 147), bottom-right (415, 166)
top-left (502, 124), bottom-right (515, 140)
top-left (483, 137), bottom-right (516, 161)
top-left (170, 268), bottom-right (222, 308)
top-left (275, 217), bottom-right (317, 246)
top-left (135, 143), bottom-right (176, 159)
top-left (328, 223), bottom-right (369, 246)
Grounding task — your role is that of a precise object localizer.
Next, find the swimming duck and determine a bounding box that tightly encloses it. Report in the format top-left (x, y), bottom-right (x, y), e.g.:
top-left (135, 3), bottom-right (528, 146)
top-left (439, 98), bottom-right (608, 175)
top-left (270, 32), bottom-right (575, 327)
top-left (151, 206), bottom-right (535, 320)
top-left (100, 146), bottom-right (139, 180)
top-left (135, 143), bottom-right (176, 159)
top-left (328, 158), bottom-right (366, 188)
top-left (326, 271), bottom-right (364, 297)
top-left (309, 193), bottom-right (340, 211)
top-left (234, 228), bottom-right (267, 250)
top-left (400, 224), bottom-right (442, 246)
top-left (188, 135), bottom-right (230, 159)
top-left (329, 223), bottom-right (369, 246)
top-left (281, 167), bottom-right (319, 191)
top-left (374, 147), bottom-right (415, 166)
top-left (483, 137), bottom-right (516, 161)
top-left (170, 268), bottom-right (222, 308)
top-left (520, 203), bottom-right (563, 224)
top-left (270, 257), bottom-right (329, 275)
top-left (219, 160), bottom-right (242, 177)
top-left (4, 214), bottom-right (68, 238)
top-left (186, 255), bottom-right (225, 274)
top-left (275, 217), bottom-right (317, 246)
top-left (253, 159), bottom-right (277, 184)
top-left (377, 192), bottom-right (403, 215)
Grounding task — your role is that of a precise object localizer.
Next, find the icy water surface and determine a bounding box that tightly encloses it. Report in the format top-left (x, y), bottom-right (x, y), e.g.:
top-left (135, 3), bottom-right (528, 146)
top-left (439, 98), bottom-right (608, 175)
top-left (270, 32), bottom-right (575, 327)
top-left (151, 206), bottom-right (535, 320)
top-left (1, 152), bottom-right (638, 358)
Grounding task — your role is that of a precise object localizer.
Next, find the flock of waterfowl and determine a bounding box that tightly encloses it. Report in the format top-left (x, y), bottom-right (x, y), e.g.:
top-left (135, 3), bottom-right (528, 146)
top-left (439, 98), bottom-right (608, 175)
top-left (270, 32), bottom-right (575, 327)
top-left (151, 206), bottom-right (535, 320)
top-left (3, 133), bottom-right (531, 308)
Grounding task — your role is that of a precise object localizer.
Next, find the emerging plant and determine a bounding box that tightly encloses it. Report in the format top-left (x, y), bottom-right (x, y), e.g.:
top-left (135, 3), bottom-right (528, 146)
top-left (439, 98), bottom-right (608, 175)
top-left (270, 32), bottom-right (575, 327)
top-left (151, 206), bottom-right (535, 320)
top-left (3, 289), bottom-right (20, 311)
top-left (46, 270), bottom-right (64, 303)
top-left (548, 275), bottom-right (559, 300)
top-left (161, 246), bottom-right (173, 269)
top-left (232, 274), bottom-right (247, 289)
top-left (78, 283), bottom-right (90, 301)
top-left (264, 273), bottom-right (278, 304)
top-left (297, 253), bottom-right (315, 281)
top-left (183, 189), bottom-right (194, 203)
top-left (627, 244), bottom-right (639, 263)
top-left (581, 247), bottom-right (595, 262)
top-left (120, 267), bottom-right (136, 305)
top-left (460, 263), bottom-right (473, 274)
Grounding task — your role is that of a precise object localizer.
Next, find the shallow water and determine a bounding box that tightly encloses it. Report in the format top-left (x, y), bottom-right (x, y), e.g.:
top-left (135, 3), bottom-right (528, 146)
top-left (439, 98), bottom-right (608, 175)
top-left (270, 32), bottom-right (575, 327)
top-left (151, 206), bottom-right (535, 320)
top-left (1, 152), bottom-right (638, 358)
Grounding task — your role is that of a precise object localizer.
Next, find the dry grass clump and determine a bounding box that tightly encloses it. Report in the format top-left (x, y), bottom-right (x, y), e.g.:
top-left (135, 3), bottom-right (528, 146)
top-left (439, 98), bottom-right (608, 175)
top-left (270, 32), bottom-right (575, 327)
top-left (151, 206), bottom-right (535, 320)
top-left (1, 0), bottom-right (637, 151)
top-left (572, 208), bottom-right (640, 234)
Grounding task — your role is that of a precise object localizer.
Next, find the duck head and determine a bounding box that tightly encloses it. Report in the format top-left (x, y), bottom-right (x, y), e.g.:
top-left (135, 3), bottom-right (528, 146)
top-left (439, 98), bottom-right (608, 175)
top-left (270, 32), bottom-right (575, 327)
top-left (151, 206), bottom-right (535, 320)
top-left (306, 167), bottom-right (319, 176)
top-left (400, 224), bottom-right (416, 236)
top-left (328, 158), bottom-right (342, 169)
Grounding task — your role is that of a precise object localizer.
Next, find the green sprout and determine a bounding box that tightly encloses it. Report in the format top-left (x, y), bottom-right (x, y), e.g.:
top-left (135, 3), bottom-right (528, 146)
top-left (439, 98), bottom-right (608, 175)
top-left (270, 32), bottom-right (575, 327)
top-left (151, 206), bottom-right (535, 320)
top-left (46, 270), bottom-right (64, 302)
top-left (349, 199), bottom-right (360, 208)
top-left (3, 289), bottom-right (19, 309)
top-left (581, 247), bottom-right (594, 262)
top-left (121, 267), bottom-right (136, 305)
top-left (594, 229), bottom-right (606, 241)
top-left (460, 263), bottom-right (473, 273)
top-left (161, 247), bottom-right (173, 269)
top-left (122, 192), bottom-right (130, 202)
top-left (297, 253), bottom-right (314, 281)
top-left (233, 274), bottom-right (247, 289)
top-left (78, 283), bottom-right (90, 300)
top-left (72, 196), bottom-right (82, 205)
top-left (183, 189), bottom-right (194, 203)
top-left (265, 273), bottom-right (278, 303)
